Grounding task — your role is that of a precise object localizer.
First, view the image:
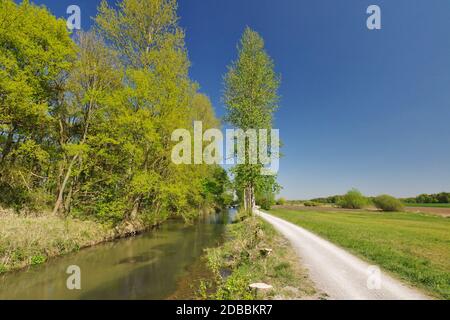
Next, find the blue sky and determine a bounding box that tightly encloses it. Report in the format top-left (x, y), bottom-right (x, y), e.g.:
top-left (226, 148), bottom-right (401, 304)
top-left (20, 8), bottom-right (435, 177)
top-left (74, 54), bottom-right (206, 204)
top-left (25, 0), bottom-right (450, 199)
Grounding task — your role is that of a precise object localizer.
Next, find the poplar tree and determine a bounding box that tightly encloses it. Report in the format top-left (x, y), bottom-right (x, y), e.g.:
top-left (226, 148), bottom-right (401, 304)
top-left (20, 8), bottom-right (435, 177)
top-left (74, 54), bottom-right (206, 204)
top-left (223, 27), bottom-right (280, 214)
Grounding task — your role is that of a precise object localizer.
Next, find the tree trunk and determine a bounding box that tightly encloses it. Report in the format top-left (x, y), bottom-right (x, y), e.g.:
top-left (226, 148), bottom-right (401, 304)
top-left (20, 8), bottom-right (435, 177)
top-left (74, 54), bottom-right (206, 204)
top-left (243, 187), bottom-right (248, 212)
top-left (129, 196), bottom-right (141, 221)
top-left (64, 184), bottom-right (73, 213)
top-left (53, 101), bottom-right (92, 216)
top-left (250, 185), bottom-right (255, 213)
top-left (243, 185), bottom-right (254, 216)
top-left (52, 154), bottom-right (79, 215)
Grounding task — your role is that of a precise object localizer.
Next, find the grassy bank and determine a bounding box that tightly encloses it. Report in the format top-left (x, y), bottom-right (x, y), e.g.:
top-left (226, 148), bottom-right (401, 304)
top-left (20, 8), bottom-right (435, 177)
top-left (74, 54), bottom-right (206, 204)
top-left (269, 208), bottom-right (450, 299)
top-left (201, 215), bottom-right (319, 300)
top-left (0, 208), bottom-right (157, 274)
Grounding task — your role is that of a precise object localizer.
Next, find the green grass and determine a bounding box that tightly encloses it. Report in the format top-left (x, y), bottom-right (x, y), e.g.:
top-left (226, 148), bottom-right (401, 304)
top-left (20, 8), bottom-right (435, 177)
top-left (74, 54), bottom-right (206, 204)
top-left (269, 208), bottom-right (450, 300)
top-left (404, 203), bottom-right (450, 208)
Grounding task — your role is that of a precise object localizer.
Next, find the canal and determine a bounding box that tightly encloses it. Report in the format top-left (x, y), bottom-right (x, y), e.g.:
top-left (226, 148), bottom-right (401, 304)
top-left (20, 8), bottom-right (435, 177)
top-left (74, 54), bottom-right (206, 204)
top-left (0, 209), bottom-right (235, 299)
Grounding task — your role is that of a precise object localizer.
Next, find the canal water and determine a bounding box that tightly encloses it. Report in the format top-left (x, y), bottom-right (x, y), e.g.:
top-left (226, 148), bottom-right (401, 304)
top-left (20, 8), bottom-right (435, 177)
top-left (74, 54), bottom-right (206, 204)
top-left (0, 209), bottom-right (235, 300)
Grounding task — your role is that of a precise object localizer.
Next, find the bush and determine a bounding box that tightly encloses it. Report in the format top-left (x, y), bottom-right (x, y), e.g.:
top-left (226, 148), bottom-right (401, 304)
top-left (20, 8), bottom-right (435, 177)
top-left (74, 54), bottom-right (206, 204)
top-left (30, 254), bottom-right (46, 266)
top-left (258, 198), bottom-right (274, 210)
top-left (303, 201), bottom-right (320, 207)
top-left (338, 189), bottom-right (368, 209)
top-left (276, 198), bottom-right (286, 205)
top-left (373, 195), bottom-right (404, 212)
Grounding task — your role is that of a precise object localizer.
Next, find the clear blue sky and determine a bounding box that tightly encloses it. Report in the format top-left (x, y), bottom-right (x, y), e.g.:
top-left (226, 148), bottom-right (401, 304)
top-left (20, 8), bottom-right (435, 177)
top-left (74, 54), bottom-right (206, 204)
top-left (26, 0), bottom-right (450, 199)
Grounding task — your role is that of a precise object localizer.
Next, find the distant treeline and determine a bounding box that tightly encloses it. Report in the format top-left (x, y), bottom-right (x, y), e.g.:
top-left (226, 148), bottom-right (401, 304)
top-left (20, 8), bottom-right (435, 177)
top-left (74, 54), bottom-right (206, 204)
top-left (290, 192), bottom-right (450, 205)
top-left (401, 193), bottom-right (450, 204)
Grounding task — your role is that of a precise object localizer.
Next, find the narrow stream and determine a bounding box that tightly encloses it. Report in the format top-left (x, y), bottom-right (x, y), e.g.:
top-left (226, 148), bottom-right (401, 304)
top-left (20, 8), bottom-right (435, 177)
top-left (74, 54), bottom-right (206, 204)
top-left (0, 209), bottom-right (235, 300)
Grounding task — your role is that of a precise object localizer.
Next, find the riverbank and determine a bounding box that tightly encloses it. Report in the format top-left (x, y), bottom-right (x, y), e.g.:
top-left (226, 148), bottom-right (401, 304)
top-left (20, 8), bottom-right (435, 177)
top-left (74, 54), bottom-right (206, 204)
top-left (0, 208), bottom-right (155, 274)
top-left (200, 214), bottom-right (321, 300)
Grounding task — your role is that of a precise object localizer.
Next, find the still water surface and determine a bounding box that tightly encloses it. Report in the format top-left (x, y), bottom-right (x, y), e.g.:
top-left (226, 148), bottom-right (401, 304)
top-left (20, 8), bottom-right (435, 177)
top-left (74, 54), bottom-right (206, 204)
top-left (0, 210), bottom-right (235, 299)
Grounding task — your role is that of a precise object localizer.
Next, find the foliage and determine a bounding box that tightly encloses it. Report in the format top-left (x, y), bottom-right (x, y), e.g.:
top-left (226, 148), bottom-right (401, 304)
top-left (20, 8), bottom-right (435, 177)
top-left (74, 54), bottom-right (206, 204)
top-left (276, 197), bottom-right (286, 205)
top-left (303, 201), bottom-right (320, 207)
top-left (290, 191), bottom-right (450, 208)
top-left (255, 178), bottom-right (279, 210)
top-left (30, 254), bottom-right (46, 266)
top-left (0, 0), bottom-right (230, 226)
top-left (373, 195), bottom-right (404, 212)
top-left (223, 28), bottom-right (281, 214)
top-left (402, 192), bottom-right (450, 204)
top-left (338, 189), bottom-right (369, 209)
top-left (309, 195), bottom-right (344, 205)
top-left (0, 0), bottom-right (76, 209)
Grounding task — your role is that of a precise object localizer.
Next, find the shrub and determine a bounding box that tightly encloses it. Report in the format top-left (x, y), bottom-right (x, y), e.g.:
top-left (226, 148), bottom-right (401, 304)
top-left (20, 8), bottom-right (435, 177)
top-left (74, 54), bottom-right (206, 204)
top-left (373, 195), bottom-right (404, 212)
top-left (30, 254), bottom-right (46, 265)
top-left (303, 201), bottom-right (320, 207)
top-left (276, 198), bottom-right (286, 205)
top-left (258, 198), bottom-right (274, 210)
top-left (338, 189), bottom-right (368, 209)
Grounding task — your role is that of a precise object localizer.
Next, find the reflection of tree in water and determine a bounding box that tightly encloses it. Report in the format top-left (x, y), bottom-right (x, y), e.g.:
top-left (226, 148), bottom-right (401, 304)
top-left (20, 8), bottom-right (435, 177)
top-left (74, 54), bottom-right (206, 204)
top-left (0, 210), bottom-right (231, 300)
top-left (79, 211), bottom-right (230, 299)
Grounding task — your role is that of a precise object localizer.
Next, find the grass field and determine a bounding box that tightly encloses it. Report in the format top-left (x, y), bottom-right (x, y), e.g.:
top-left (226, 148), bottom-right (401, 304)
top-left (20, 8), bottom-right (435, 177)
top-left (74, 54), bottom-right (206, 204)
top-left (269, 208), bottom-right (450, 299)
top-left (404, 203), bottom-right (450, 208)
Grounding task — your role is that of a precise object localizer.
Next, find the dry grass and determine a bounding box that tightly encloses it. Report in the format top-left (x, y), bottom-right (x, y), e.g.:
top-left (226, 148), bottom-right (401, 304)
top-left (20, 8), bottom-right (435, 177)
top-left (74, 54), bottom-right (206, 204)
top-left (0, 208), bottom-right (113, 273)
top-left (203, 216), bottom-right (320, 300)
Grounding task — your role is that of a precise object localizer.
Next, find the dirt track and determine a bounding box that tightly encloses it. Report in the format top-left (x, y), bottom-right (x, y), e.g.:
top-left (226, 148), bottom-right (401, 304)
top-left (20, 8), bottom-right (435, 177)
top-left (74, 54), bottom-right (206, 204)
top-left (257, 209), bottom-right (430, 300)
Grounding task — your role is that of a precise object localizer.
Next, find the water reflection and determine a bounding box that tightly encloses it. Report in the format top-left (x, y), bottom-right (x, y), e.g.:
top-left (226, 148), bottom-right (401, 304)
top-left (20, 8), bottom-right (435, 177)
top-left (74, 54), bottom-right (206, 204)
top-left (0, 209), bottom-right (235, 300)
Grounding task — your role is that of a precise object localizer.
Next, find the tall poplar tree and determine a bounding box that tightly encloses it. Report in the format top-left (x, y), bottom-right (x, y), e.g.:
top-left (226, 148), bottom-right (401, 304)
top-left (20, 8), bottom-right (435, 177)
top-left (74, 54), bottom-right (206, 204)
top-left (223, 27), bottom-right (280, 214)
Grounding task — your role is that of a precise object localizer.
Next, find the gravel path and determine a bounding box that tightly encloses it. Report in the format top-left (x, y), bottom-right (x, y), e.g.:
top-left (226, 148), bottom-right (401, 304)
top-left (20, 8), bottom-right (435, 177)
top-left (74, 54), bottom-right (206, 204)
top-left (256, 209), bottom-right (430, 300)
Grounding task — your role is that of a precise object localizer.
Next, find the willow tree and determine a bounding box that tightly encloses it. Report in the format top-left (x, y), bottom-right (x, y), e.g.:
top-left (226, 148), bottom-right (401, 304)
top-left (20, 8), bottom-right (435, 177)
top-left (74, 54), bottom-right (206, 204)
top-left (223, 27), bottom-right (280, 214)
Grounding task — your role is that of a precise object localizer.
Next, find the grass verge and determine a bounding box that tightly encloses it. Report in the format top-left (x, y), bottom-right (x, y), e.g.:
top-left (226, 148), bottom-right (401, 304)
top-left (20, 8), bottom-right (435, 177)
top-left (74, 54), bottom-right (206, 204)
top-left (269, 208), bottom-right (450, 299)
top-left (200, 215), bottom-right (318, 300)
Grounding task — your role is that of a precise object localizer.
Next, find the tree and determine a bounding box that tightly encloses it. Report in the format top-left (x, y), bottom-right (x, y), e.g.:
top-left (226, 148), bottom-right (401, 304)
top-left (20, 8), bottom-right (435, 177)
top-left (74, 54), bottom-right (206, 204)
top-left (0, 0), bottom-right (76, 209)
top-left (223, 27), bottom-right (280, 215)
top-left (0, 0), bottom-right (230, 226)
top-left (91, 0), bottom-right (226, 224)
top-left (373, 195), bottom-right (404, 212)
top-left (338, 189), bottom-right (369, 209)
top-left (52, 31), bottom-right (123, 215)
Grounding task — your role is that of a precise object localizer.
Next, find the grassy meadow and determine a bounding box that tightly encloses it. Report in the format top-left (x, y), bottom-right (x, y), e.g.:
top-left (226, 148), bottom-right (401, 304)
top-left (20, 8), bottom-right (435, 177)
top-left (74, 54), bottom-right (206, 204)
top-left (269, 208), bottom-right (450, 299)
